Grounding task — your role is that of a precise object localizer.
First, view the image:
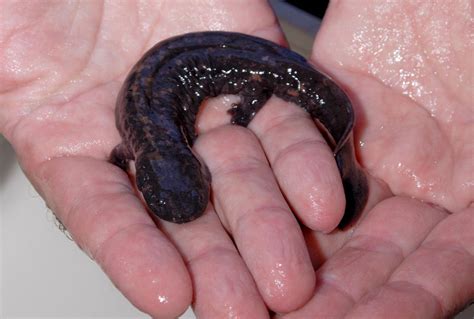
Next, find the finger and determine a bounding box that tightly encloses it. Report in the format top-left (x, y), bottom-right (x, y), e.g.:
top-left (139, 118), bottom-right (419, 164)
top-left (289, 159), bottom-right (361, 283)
top-left (159, 205), bottom-right (269, 319)
top-left (278, 197), bottom-right (447, 318)
top-left (249, 97), bottom-right (346, 232)
top-left (303, 176), bottom-right (392, 267)
top-left (346, 207), bottom-right (474, 318)
top-left (32, 157), bottom-right (192, 318)
top-left (196, 124), bottom-right (315, 313)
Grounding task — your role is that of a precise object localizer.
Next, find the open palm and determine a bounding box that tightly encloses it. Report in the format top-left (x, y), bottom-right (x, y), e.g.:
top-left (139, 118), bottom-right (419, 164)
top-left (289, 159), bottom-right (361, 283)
top-left (0, 1), bottom-right (472, 318)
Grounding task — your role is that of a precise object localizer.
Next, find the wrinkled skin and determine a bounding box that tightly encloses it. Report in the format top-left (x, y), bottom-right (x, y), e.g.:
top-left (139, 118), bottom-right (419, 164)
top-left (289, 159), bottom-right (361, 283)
top-left (0, 1), bottom-right (472, 318)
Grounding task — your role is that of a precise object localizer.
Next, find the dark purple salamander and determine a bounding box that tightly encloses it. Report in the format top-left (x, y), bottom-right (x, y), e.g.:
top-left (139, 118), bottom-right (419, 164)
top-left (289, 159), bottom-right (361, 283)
top-left (110, 31), bottom-right (368, 228)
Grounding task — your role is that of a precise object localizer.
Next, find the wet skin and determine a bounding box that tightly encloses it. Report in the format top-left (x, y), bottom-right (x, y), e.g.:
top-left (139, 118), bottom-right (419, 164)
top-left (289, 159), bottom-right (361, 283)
top-left (110, 31), bottom-right (368, 226)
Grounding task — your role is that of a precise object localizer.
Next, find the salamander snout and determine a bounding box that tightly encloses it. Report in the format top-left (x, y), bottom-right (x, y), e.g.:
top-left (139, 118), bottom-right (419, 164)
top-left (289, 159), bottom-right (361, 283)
top-left (135, 153), bottom-right (211, 223)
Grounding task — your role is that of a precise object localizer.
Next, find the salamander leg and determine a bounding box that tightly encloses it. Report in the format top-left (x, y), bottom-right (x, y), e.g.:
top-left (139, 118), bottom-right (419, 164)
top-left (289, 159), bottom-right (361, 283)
top-left (228, 87), bottom-right (272, 127)
top-left (109, 143), bottom-right (134, 171)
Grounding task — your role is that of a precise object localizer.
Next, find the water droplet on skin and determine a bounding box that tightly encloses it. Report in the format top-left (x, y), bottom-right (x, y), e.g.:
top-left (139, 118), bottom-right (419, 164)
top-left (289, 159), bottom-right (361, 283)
top-left (308, 193), bottom-right (321, 211)
top-left (55, 139), bottom-right (105, 156)
top-left (307, 186), bottom-right (326, 213)
top-left (223, 304), bottom-right (238, 319)
top-left (273, 279), bottom-right (284, 290)
top-left (157, 295), bottom-right (169, 304)
top-left (266, 262), bottom-right (287, 297)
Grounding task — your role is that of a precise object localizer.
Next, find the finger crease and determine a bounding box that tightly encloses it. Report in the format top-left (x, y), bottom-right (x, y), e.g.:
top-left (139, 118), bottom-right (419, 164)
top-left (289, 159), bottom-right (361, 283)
top-left (93, 222), bottom-right (155, 263)
top-left (271, 138), bottom-right (329, 168)
top-left (257, 112), bottom-right (309, 137)
top-left (185, 245), bottom-right (237, 267)
top-left (387, 280), bottom-right (445, 316)
top-left (318, 275), bottom-right (357, 306)
top-left (64, 186), bottom-right (134, 228)
top-left (347, 234), bottom-right (406, 259)
top-left (233, 205), bottom-right (290, 237)
top-left (212, 157), bottom-right (268, 178)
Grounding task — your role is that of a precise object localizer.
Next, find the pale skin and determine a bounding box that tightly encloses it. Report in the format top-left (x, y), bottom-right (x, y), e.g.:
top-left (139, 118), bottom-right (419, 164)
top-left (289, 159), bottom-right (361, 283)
top-left (0, 0), bottom-right (472, 318)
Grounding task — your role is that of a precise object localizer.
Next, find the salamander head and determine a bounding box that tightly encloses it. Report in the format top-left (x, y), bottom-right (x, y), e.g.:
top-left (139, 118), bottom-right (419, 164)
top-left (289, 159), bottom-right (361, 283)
top-left (135, 152), bottom-right (211, 223)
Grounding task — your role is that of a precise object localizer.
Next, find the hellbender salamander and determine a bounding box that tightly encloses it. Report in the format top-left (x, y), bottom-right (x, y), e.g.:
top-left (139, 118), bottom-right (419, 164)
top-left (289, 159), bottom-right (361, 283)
top-left (110, 31), bottom-right (368, 227)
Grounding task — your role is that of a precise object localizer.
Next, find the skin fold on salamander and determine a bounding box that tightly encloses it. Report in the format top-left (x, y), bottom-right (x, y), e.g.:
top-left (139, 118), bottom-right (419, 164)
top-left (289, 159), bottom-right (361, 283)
top-left (110, 31), bottom-right (368, 227)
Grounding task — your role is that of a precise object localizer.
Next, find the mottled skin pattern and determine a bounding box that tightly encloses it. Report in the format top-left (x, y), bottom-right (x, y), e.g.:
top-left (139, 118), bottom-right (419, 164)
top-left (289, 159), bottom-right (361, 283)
top-left (110, 31), bottom-right (368, 227)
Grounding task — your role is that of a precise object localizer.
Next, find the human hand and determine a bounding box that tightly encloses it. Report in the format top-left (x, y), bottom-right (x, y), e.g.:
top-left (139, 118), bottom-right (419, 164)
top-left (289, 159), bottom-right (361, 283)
top-left (1, 1), bottom-right (472, 319)
top-left (279, 1), bottom-right (473, 317)
top-left (0, 1), bottom-right (314, 317)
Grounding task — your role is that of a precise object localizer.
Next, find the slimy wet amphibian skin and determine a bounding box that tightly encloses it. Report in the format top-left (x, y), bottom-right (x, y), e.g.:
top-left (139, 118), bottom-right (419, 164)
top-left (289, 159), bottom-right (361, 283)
top-left (110, 31), bottom-right (368, 227)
